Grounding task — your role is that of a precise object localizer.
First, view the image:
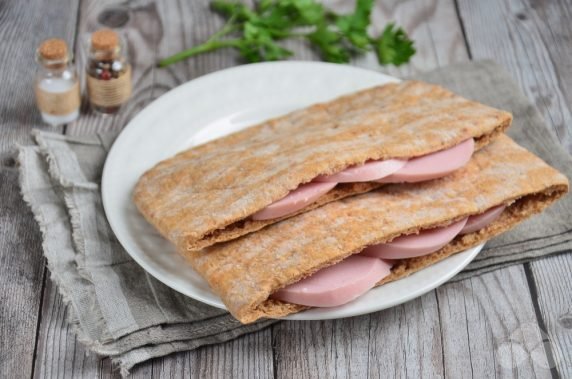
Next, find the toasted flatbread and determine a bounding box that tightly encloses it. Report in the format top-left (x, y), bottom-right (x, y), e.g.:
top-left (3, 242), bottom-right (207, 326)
top-left (181, 135), bottom-right (568, 323)
top-left (134, 81), bottom-right (512, 251)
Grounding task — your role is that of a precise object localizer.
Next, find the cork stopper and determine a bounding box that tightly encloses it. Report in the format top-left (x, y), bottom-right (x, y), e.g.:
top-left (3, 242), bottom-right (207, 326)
top-left (38, 38), bottom-right (68, 61)
top-left (91, 29), bottom-right (119, 51)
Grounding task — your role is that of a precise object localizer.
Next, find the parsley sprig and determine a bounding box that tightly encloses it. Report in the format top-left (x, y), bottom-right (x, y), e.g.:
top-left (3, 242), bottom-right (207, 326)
top-left (159, 0), bottom-right (415, 67)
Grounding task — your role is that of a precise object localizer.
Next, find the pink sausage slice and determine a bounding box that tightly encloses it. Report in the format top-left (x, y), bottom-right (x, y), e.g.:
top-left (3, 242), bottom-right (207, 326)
top-left (314, 159), bottom-right (407, 183)
top-left (377, 138), bottom-right (475, 183)
top-left (361, 218), bottom-right (468, 259)
top-left (271, 255), bottom-right (391, 307)
top-left (460, 205), bottom-right (506, 235)
top-left (251, 182), bottom-right (337, 221)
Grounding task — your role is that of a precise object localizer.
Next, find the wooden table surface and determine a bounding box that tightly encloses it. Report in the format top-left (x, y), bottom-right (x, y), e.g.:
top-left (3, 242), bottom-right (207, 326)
top-left (1, 0), bottom-right (571, 377)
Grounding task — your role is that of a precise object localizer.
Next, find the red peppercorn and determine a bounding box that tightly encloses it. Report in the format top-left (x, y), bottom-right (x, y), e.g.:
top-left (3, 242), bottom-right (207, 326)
top-left (100, 70), bottom-right (111, 80)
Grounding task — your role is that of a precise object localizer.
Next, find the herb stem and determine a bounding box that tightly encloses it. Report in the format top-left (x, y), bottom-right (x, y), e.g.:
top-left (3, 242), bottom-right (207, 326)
top-left (206, 15), bottom-right (238, 43)
top-left (158, 39), bottom-right (242, 67)
top-left (283, 32), bottom-right (310, 39)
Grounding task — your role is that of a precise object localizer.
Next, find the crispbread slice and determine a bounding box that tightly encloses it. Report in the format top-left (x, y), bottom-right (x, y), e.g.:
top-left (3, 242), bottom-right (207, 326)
top-left (133, 81), bottom-right (512, 251)
top-left (181, 135), bottom-right (568, 323)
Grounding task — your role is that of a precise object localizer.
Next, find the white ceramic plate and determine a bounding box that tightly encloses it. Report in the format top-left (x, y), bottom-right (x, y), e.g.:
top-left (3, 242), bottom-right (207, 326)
top-left (102, 61), bottom-right (484, 321)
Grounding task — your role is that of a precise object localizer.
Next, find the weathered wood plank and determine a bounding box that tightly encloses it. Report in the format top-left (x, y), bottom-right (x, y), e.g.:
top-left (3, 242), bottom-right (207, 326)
top-left (457, 0), bottom-right (572, 150)
top-left (274, 316), bottom-right (371, 379)
top-left (32, 280), bottom-right (140, 379)
top-left (272, 1), bottom-right (556, 378)
top-left (458, 1), bottom-right (572, 376)
top-left (66, 0), bottom-right (161, 136)
top-left (529, 254), bottom-right (572, 377)
top-left (273, 1), bottom-right (503, 378)
top-left (367, 294), bottom-right (444, 378)
top-left (150, 328), bottom-right (274, 379)
top-left (273, 266), bottom-right (553, 379)
top-left (350, 0), bottom-right (470, 75)
top-left (32, 0), bottom-right (147, 375)
top-left (531, 0), bottom-right (572, 138)
top-left (28, 0), bottom-right (569, 378)
top-left (139, 3), bottom-right (277, 377)
top-left (0, 166), bottom-right (47, 378)
top-left (34, 0), bottom-right (276, 377)
top-left (146, 4), bottom-right (274, 377)
top-left (0, 0), bottom-right (79, 377)
top-left (32, 0), bottom-right (162, 377)
top-left (437, 265), bottom-right (552, 378)
top-left (0, 0), bottom-right (76, 148)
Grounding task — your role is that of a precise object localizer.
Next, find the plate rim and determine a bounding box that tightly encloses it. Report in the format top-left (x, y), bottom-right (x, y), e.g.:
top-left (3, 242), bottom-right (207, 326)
top-left (102, 61), bottom-right (484, 321)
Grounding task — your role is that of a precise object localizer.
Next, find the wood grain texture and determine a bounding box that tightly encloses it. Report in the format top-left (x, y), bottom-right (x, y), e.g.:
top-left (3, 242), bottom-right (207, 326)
top-left (0, 0), bottom-right (75, 148)
top-left (34, 279), bottom-right (273, 379)
top-left (274, 316), bottom-right (371, 379)
top-left (67, 0), bottom-right (260, 137)
top-left (271, 1), bottom-right (550, 377)
top-left (0, 0), bottom-right (79, 377)
top-left (458, 0), bottom-right (572, 376)
top-left (457, 0), bottom-right (572, 151)
top-left (268, 1), bottom-right (466, 375)
top-left (0, 166), bottom-right (47, 378)
top-left (437, 265), bottom-right (553, 378)
top-left (30, 0), bottom-right (135, 376)
top-left (151, 328), bottom-right (274, 379)
top-left (348, 0), bottom-right (470, 74)
top-left (273, 266), bottom-right (555, 379)
top-left (67, 0), bottom-right (162, 136)
top-left (3, 0), bottom-right (570, 377)
top-left (530, 254), bottom-right (572, 376)
top-left (367, 294), bottom-right (444, 378)
top-left (34, 0), bottom-right (277, 377)
top-left (33, 280), bottom-right (124, 379)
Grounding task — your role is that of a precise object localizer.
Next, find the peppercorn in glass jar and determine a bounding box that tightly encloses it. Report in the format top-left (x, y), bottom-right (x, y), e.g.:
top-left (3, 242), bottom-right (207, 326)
top-left (86, 29), bottom-right (132, 114)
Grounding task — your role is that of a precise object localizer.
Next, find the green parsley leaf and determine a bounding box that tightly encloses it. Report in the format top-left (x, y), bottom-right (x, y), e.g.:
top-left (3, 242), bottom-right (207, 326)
top-left (335, 0), bottom-right (374, 50)
top-left (373, 22), bottom-right (416, 66)
top-left (211, 1), bottom-right (255, 22)
top-left (308, 22), bottom-right (350, 63)
top-left (240, 21), bottom-right (293, 62)
top-left (282, 0), bottom-right (325, 24)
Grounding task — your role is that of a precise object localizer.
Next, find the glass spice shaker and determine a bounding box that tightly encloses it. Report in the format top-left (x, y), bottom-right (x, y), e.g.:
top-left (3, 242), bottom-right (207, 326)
top-left (34, 38), bottom-right (81, 126)
top-left (86, 29), bottom-right (132, 114)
